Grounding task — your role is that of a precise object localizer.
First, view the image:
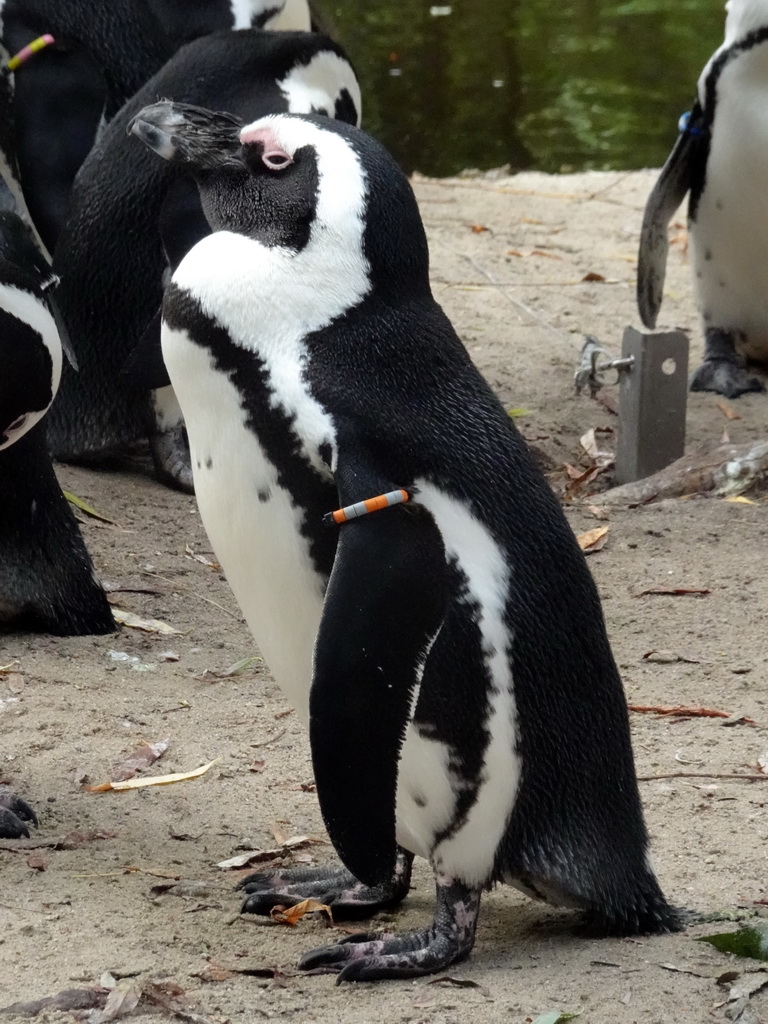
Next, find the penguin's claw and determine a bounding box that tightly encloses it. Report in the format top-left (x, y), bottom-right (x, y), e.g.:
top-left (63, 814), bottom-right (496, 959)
top-left (298, 877), bottom-right (481, 983)
top-left (689, 358), bottom-right (766, 398)
top-left (298, 922), bottom-right (474, 983)
top-left (239, 851), bottom-right (413, 921)
top-left (0, 787), bottom-right (38, 838)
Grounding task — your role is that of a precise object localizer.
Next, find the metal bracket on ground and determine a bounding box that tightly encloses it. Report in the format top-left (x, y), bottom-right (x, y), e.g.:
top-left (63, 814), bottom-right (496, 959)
top-left (613, 327), bottom-right (689, 486)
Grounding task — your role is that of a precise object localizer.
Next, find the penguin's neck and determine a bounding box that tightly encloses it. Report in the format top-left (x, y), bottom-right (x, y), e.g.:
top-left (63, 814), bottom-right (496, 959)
top-left (173, 229), bottom-right (371, 354)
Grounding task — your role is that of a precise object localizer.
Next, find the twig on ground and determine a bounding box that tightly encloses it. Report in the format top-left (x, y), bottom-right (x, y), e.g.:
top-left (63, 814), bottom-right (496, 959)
top-left (142, 571), bottom-right (241, 622)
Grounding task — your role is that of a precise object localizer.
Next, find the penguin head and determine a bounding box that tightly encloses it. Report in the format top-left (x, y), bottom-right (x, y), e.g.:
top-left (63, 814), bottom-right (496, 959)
top-left (131, 103), bottom-right (430, 299)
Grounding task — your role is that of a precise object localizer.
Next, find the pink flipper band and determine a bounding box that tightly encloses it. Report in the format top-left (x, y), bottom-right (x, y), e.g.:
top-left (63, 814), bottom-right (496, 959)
top-left (6, 34), bottom-right (55, 72)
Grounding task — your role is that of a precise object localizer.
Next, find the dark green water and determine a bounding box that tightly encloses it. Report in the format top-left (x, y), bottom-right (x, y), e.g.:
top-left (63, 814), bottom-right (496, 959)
top-left (325, 0), bottom-right (723, 176)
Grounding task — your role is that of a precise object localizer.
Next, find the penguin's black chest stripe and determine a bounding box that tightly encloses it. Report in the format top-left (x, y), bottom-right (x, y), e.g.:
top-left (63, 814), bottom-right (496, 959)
top-left (703, 26), bottom-right (768, 120)
top-left (163, 284), bottom-right (338, 577)
top-left (253, 5), bottom-right (284, 28)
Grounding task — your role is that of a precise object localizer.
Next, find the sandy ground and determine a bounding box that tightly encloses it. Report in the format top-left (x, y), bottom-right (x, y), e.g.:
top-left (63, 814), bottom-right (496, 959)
top-left (3, 168), bottom-right (768, 1024)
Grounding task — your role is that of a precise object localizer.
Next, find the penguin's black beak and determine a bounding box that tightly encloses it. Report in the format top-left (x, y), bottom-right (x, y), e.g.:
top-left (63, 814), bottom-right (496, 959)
top-left (129, 101), bottom-right (244, 170)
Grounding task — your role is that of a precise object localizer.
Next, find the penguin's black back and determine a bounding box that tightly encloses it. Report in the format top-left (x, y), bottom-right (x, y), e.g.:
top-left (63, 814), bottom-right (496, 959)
top-left (0, 422), bottom-right (115, 635)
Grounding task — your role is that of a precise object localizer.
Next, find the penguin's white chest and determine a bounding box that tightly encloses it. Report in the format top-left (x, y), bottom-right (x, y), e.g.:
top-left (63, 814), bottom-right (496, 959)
top-left (692, 43), bottom-right (768, 354)
top-left (162, 324), bottom-right (327, 720)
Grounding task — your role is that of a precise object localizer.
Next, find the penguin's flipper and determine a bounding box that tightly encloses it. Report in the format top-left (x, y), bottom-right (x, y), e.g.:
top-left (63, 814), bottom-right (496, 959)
top-left (637, 102), bottom-right (707, 328)
top-left (45, 289), bottom-right (78, 370)
top-left (121, 308), bottom-right (171, 390)
top-left (309, 449), bottom-right (446, 889)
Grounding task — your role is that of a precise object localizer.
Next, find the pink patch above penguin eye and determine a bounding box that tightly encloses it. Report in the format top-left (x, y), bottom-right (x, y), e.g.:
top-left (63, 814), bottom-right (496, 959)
top-left (7, 414), bottom-right (27, 432)
top-left (240, 126), bottom-right (294, 171)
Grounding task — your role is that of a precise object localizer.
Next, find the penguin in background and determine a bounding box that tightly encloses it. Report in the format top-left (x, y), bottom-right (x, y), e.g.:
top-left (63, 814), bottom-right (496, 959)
top-left (638, 0), bottom-right (768, 397)
top-left (0, 0), bottom-right (313, 252)
top-left (131, 103), bottom-right (680, 981)
top-left (0, 30), bottom-right (48, 256)
top-left (0, 209), bottom-right (115, 638)
top-left (0, 213), bottom-right (114, 836)
top-left (46, 28), bottom-right (360, 492)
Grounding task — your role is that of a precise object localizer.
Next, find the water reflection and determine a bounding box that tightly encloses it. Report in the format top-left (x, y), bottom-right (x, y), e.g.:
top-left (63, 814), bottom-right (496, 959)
top-left (325, 0), bottom-right (724, 176)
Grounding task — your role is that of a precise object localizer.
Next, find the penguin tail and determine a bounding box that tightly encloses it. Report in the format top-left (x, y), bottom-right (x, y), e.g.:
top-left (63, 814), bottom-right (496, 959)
top-left (580, 878), bottom-right (685, 936)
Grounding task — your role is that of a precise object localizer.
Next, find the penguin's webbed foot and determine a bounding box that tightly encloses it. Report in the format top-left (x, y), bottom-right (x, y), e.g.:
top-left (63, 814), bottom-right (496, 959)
top-left (150, 425), bottom-right (194, 493)
top-left (0, 786), bottom-right (38, 839)
top-left (689, 358), bottom-right (765, 398)
top-left (239, 849), bottom-right (413, 921)
top-left (297, 876), bottom-right (481, 983)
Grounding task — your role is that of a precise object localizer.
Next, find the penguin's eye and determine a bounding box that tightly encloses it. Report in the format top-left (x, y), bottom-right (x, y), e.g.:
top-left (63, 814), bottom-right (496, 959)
top-left (262, 149), bottom-right (293, 172)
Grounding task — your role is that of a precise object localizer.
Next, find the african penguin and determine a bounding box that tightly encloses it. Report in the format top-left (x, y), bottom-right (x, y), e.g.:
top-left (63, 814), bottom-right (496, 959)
top-left (0, 210), bottom-right (114, 837)
top-left (0, 0), bottom-right (312, 252)
top-left (638, 0), bottom-right (768, 397)
top-left (0, 209), bottom-right (114, 638)
top-left (132, 103), bottom-right (681, 982)
top-left (46, 28), bottom-right (360, 493)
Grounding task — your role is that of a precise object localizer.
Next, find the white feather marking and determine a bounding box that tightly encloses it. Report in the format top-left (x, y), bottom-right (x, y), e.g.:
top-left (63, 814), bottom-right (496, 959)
top-left (693, 33), bottom-right (768, 357)
top-left (152, 385), bottom-right (184, 431)
top-left (172, 120), bottom-right (370, 474)
top-left (396, 482), bottom-right (521, 886)
top-left (279, 51), bottom-right (362, 126)
top-left (724, 0), bottom-right (768, 44)
top-left (0, 282), bottom-right (61, 449)
top-left (228, 0), bottom-right (310, 30)
top-left (263, 0), bottom-right (311, 30)
top-left (161, 324), bottom-right (325, 718)
top-left (229, 0), bottom-right (262, 28)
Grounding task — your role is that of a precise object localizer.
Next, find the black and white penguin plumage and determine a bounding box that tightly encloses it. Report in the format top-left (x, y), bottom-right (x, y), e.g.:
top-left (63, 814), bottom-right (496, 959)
top-left (637, 0), bottom-right (768, 397)
top-left (132, 104), bottom-right (680, 981)
top-left (0, 209), bottom-right (115, 637)
top-left (46, 28), bottom-right (360, 492)
top-left (0, 0), bottom-right (312, 252)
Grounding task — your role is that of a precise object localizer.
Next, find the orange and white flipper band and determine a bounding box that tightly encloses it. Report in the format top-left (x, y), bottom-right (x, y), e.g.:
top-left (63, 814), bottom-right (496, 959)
top-left (6, 34), bottom-right (55, 72)
top-left (324, 488), bottom-right (410, 526)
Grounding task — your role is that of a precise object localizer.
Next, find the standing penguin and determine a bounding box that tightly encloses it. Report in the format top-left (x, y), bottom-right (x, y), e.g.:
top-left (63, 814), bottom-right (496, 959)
top-left (0, 211), bottom-right (114, 836)
top-left (46, 29), bottom-right (360, 491)
top-left (132, 104), bottom-right (680, 981)
top-left (637, 0), bottom-right (768, 397)
top-left (0, 0), bottom-right (312, 252)
top-left (0, 209), bottom-right (114, 637)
